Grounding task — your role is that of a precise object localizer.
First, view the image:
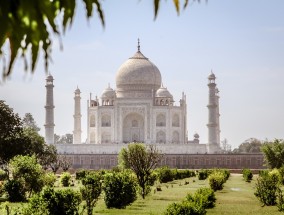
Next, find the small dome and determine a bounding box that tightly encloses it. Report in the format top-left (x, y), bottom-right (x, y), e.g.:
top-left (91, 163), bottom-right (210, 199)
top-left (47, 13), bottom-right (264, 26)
top-left (208, 72), bottom-right (216, 80)
top-left (101, 85), bottom-right (116, 98)
top-left (194, 133), bottom-right (200, 139)
top-left (75, 87), bottom-right (80, 94)
top-left (46, 74), bottom-right (54, 80)
top-left (156, 85), bottom-right (173, 98)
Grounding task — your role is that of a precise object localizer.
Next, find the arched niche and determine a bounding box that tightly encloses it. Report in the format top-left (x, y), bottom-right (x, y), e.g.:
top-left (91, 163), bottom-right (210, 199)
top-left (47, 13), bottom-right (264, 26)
top-left (156, 113), bottom-right (166, 127)
top-left (101, 114), bottom-right (111, 127)
top-left (156, 130), bottom-right (166, 143)
top-left (123, 113), bottom-right (144, 143)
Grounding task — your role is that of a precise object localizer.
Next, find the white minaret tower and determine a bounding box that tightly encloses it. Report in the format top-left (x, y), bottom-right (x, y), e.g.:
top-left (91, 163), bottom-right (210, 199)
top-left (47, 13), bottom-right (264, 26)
top-left (45, 74), bottom-right (55, 144)
top-left (73, 87), bottom-right (82, 144)
top-left (207, 71), bottom-right (220, 152)
top-left (215, 88), bottom-right (221, 146)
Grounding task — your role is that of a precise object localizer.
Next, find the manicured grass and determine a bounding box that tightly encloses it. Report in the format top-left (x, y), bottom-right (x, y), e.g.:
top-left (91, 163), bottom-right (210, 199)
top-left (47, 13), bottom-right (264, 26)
top-left (207, 174), bottom-right (282, 215)
top-left (3, 174), bottom-right (283, 214)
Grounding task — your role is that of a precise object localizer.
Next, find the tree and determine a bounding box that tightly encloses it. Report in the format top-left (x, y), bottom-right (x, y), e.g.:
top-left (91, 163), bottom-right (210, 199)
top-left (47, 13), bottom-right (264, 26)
top-left (119, 143), bottom-right (162, 199)
top-left (0, 0), bottom-right (196, 80)
top-left (56, 133), bottom-right (73, 144)
top-left (38, 144), bottom-right (58, 170)
top-left (233, 138), bottom-right (262, 153)
top-left (10, 155), bottom-right (45, 197)
top-left (80, 172), bottom-right (102, 215)
top-left (22, 113), bottom-right (40, 132)
top-left (261, 139), bottom-right (284, 169)
top-left (0, 100), bottom-right (26, 166)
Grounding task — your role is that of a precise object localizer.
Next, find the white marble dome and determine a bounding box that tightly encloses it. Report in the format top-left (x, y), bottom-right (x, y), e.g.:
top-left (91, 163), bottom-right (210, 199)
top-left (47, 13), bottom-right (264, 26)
top-left (116, 51), bottom-right (162, 93)
top-left (101, 85), bottom-right (116, 98)
top-left (156, 85), bottom-right (173, 98)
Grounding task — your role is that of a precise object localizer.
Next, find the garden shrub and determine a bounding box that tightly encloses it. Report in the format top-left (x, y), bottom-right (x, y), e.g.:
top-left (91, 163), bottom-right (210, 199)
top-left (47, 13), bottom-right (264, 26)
top-left (0, 180), bottom-right (4, 196)
top-left (277, 187), bottom-right (284, 211)
top-left (164, 201), bottom-right (206, 215)
top-left (60, 172), bottom-right (71, 187)
top-left (198, 170), bottom-right (209, 180)
top-left (278, 166), bottom-right (284, 185)
top-left (40, 187), bottom-right (81, 215)
top-left (103, 171), bottom-right (137, 209)
top-left (158, 166), bottom-right (175, 183)
top-left (44, 172), bottom-right (57, 187)
top-left (254, 173), bottom-right (279, 206)
top-left (242, 168), bottom-right (253, 182)
top-left (208, 171), bottom-right (225, 191)
top-left (4, 179), bottom-right (26, 202)
top-left (193, 187), bottom-right (216, 209)
top-left (75, 169), bottom-right (87, 180)
top-left (0, 169), bottom-right (8, 181)
top-left (259, 169), bottom-right (269, 177)
top-left (80, 172), bottom-right (102, 215)
top-left (269, 168), bottom-right (282, 183)
top-left (175, 169), bottom-right (195, 180)
top-left (148, 172), bottom-right (158, 186)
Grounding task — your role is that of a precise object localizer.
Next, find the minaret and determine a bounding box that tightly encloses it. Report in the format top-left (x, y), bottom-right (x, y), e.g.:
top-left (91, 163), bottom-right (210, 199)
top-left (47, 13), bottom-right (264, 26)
top-left (215, 88), bottom-right (221, 146)
top-left (45, 74), bottom-right (55, 144)
top-left (207, 71), bottom-right (219, 150)
top-left (73, 87), bottom-right (82, 144)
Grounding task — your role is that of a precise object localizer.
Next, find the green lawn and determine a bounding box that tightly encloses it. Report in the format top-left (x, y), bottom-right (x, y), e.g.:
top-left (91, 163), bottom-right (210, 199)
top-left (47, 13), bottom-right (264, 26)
top-left (4, 174), bottom-right (283, 215)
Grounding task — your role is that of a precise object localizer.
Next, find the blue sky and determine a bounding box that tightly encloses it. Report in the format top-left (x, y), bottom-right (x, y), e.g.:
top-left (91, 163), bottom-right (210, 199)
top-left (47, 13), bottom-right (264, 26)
top-left (1, 0), bottom-right (284, 149)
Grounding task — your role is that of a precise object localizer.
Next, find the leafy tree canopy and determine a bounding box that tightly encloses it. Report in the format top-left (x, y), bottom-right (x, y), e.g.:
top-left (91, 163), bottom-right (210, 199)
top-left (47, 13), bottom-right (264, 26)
top-left (233, 138), bottom-right (262, 154)
top-left (261, 139), bottom-right (284, 169)
top-left (0, 0), bottom-right (198, 80)
top-left (119, 143), bottom-right (162, 199)
top-left (23, 113), bottom-right (40, 132)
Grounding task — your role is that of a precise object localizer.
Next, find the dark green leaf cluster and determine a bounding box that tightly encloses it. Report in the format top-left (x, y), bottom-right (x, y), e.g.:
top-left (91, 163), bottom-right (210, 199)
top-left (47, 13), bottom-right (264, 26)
top-left (0, 0), bottom-right (104, 79)
top-left (22, 186), bottom-right (82, 215)
top-left (254, 173), bottom-right (279, 206)
top-left (242, 168), bottom-right (253, 182)
top-left (103, 171), bottom-right (137, 209)
top-left (60, 171), bottom-right (71, 187)
top-left (4, 179), bottom-right (26, 202)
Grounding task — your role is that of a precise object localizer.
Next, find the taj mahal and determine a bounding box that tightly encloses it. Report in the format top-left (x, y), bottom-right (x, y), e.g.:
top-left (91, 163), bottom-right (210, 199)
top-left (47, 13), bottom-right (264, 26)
top-left (44, 40), bottom-right (222, 159)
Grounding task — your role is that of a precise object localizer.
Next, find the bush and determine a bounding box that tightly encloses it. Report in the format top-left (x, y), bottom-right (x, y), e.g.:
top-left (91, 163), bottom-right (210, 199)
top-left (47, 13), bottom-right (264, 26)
top-left (76, 169), bottom-right (88, 180)
top-left (164, 201), bottom-right (206, 215)
top-left (269, 169), bottom-right (282, 183)
top-left (208, 172), bottom-right (225, 191)
top-left (0, 180), bottom-right (4, 196)
top-left (44, 186), bottom-right (81, 214)
top-left (175, 169), bottom-right (195, 180)
top-left (278, 166), bottom-right (284, 185)
top-left (198, 170), bottom-right (209, 180)
top-left (242, 168), bottom-right (253, 182)
top-left (103, 171), bottom-right (137, 209)
top-left (4, 179), bottom-right (26, 202)
top-left (254, 174), bottom-right (279, 206)
top-left (44, 172), bottom-right (57, 187)
top-left (60, 172), bottom-right (71, 187)
top-left (193, 187), bottom-right (216, 209)
top-left (259, 169), bottom-right (269, 177)
top-left (158, 166), bottom-right (175, 183)
top-left (0, 169), bottom-right (8, 181)
top-left (80, 172), bottom-right (102, 215)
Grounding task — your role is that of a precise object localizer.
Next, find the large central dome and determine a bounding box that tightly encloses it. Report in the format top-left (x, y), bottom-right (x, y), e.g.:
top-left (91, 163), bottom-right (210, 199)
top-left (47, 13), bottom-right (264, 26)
top-left (116, 48), bottom-right (162, 98)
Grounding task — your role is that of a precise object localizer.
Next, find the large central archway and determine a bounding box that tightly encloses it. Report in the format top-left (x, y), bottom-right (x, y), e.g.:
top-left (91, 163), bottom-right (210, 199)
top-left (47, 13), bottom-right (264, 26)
top-left (123, 113), bottom-right (144, 143)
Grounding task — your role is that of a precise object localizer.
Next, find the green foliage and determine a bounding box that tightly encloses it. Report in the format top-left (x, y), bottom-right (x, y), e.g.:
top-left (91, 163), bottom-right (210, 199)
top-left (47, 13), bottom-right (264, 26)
top-left (10, 155), bottom-right (45, 196)
top-left (175, 169), bottom-right (196, 180)
top-left (76, 169), bottom-right (87, 180)
top-left (44, 172), bottom-right (57, 187)
top-left (193, 187), bottom-right (216, 209)
top-left (208, 171), bottom-right (226, 191)
top-left (60, 172), bottom-right (71, 187)
top-left (242, 168), bottom-right (253, 182)
top-left (164, 201), bottom-right (206, 215)
top-left (119, 143), bottom-right (161, 199)
top-left (277, 187), bottom-right (284, 212)
top-left (261, 139), bottom-right (284, 169)
top-left (103, 171), bottom-right (137, 209)
top-left (22, 113), bottom-right (40, 132)
top-left (0, 0), bottom-right (105, 79)
top-left (80, 172), bottom-right (102, 215)
top-left (0, 180), bottom-right (5, 197)
top-left (0, 169), bottom-right (8, 181)
top-left (22, 186), bottom-right (81, 215)
top-left (198, 169), bottom-right (209, 180)
top-left (4, 179), bottom-right (26, 202)
top-left (233, 138), bottom-right (262, 153)
top-left (269, 168), bottom-right (282, 183)
top-left (254, 173), bottom-right (279, 206)
top-left (157, 166), bottom-right (175, 183)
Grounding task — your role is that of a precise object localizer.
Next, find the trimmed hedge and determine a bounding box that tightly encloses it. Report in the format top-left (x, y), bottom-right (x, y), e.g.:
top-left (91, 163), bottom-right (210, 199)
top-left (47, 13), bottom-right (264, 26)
top-left (242, 168), bottom-right (253, 182)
